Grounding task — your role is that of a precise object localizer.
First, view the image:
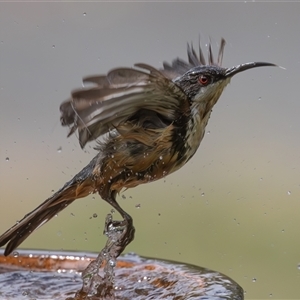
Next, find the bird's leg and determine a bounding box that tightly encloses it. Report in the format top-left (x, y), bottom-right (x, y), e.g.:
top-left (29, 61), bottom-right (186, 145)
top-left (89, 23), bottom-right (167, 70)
top-left (74, 194), bottom-right (135, 299)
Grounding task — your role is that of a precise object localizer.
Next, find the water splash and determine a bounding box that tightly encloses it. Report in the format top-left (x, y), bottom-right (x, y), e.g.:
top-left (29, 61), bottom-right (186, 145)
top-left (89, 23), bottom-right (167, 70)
top-left (69, 213), bottom-right (133, 299)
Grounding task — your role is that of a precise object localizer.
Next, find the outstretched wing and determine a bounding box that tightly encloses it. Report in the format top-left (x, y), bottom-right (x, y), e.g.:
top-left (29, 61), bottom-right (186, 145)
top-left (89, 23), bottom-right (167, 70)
top-left (60, 64), bottom-right (190, 148)
top-left (60, 38), bottom-right (226, 148)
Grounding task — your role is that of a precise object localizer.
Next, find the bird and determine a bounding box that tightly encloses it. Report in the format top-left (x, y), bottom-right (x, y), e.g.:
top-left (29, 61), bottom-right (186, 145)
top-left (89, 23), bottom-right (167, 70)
top-left (0, 38), bottom-right (276, 262)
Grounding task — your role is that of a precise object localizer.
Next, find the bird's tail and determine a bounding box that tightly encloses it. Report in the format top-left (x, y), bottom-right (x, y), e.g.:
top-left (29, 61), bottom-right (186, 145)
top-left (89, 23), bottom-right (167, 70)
top-left (0, 156), bottom-right (98, 256)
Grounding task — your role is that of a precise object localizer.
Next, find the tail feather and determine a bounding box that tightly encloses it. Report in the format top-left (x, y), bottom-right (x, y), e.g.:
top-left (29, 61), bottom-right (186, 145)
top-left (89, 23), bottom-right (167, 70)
top-left (0, 156), bottom-right (97, 256)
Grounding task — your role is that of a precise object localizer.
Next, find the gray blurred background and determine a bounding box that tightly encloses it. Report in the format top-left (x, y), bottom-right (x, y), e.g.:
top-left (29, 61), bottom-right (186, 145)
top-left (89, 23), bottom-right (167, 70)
top-left (0, 2), bottom-right (299, 299)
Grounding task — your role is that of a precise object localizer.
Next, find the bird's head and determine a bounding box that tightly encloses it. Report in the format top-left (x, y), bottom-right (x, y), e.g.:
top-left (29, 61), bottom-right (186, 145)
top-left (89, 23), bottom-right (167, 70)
top-left (166, 39), bottom-right (277, 109)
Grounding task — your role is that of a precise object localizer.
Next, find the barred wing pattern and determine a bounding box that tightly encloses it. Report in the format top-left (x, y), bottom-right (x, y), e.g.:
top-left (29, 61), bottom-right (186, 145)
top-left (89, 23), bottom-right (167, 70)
top-left (60, 65), bottom-right (188, 148)
top-left (60, 39), bottom-right (226, 148)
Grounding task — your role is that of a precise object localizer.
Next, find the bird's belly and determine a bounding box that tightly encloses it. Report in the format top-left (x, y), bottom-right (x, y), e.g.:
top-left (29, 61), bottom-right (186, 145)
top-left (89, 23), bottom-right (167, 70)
top-left (97, 119), bottom-right (206, 194)
top-left (108, 147), bottom-right (182, 192)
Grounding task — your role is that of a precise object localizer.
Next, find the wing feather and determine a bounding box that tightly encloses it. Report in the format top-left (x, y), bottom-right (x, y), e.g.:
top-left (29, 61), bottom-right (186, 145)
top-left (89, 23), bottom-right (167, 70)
top-left (60, 65), bottom-right (189, 148)
top-left (82, 75), bottom-right (109, 86)
top-left (60, 38), bottom-right (225, 148)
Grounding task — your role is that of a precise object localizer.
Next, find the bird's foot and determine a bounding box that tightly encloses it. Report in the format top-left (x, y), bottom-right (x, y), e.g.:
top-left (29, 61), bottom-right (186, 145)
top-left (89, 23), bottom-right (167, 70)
top-left (71, 213), bottom-right (135, 299)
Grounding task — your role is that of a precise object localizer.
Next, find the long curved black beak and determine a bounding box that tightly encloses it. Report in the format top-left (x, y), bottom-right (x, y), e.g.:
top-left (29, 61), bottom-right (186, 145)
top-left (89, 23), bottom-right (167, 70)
top-left (225, 62), bottom-right (277, 77)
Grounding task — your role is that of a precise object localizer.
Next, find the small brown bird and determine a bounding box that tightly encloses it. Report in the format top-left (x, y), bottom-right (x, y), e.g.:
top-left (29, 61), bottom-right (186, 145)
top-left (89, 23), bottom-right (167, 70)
top-left (0, 39), bottom-right (276, 261)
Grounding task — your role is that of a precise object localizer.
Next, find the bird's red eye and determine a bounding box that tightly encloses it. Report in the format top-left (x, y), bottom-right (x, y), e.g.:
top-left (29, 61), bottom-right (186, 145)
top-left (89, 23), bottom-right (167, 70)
top-left (199, 75), bottom-right (210, 85)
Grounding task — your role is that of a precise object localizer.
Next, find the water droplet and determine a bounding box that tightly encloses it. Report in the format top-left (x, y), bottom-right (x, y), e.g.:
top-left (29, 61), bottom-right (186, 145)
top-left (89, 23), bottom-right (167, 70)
top-left (12, 251), bottom-right (19, 257)
top-left (159, 156), bottom-right (163, 160)
top-left (109, 259), bottom-right (116, 267)
top-left (93, 213), bottom-right (97, 218)
top-left (281, 229), bottom-right (285, 233)
top-left (135, 204), bottom-right (141, 209)
top-left (57, 146), bottom-right (62, 153)
top-left (5, 157), bottom-right (9, 161)
top-left (297, 263), bottom-right (300, 270)
top-left (122, 194), bottom-right (126, 199)
top-left (252, 277), bottom-right (257, 282)
top-left (258, 97), bottom-right (261, 101)
top-left (52, 45), bottom-right (55, 48)
top-left (287, 191), bottom-right (291, 195)
top-left (207, 131), bottom-right (210, 135)
top-left (83, 12), bottom-right (87, 16)
top-left (201, 192), bottom-right (205, 197)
